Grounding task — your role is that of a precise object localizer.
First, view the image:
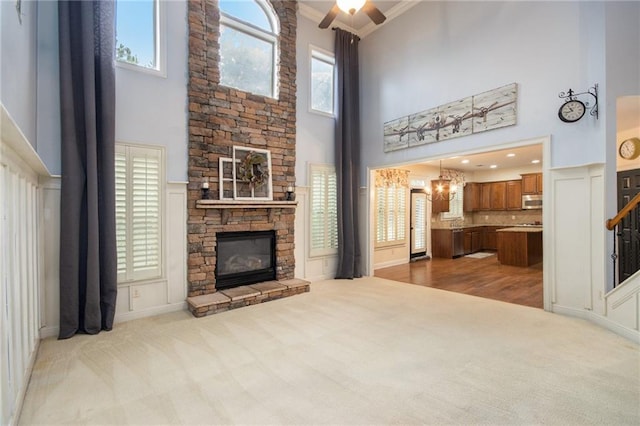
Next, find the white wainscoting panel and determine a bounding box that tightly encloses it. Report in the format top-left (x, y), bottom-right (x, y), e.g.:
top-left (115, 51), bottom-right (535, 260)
top-left (550, 169), bottom-right (591, 311)
top-left (549, 164), bottom-right (639, 342)
top-left (1, 105), bottom-right (48, 425)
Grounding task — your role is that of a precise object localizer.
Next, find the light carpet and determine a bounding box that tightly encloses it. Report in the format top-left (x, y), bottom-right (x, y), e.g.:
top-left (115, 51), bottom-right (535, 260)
top-left (19, 277), bottom-right (639, 425)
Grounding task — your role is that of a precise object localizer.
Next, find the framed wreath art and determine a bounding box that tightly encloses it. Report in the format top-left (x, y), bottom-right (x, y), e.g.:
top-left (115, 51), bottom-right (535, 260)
top-left (232, 146), bottom-right (273, 200)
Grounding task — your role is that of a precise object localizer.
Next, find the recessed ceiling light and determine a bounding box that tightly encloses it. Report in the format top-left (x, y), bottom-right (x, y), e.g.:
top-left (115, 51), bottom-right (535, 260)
top-left (531, 159), bottom-right (540, 164)
top-left (490, 165), bottom-right (497, 169)
top-left (461, 159), bottom-right (470, 164)
top-left (506, 153), bottom-right (516, 157)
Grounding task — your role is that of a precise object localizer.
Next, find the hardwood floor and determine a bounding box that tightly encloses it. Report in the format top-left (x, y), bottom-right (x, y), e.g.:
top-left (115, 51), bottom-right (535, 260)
top-left (374, 253), bottom-right (543, 308)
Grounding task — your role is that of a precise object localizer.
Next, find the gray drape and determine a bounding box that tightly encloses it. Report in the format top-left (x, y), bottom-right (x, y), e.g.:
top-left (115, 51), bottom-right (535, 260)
top-left (334, 28), bottom-right (362, 279)
top-left (58, 0), bottom-right (117, 339)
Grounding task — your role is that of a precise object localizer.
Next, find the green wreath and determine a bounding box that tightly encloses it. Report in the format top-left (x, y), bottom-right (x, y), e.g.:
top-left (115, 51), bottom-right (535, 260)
top-left (237, 151), bottom-right (269, 189)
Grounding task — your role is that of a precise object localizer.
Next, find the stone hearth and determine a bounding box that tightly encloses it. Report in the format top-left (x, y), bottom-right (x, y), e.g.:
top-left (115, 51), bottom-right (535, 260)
top-left (187, 279), bottom-right (309, 317)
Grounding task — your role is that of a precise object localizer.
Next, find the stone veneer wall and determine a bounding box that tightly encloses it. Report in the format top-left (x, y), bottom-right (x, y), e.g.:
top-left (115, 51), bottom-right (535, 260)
top-left (187, 0), bottom-right (297, 297)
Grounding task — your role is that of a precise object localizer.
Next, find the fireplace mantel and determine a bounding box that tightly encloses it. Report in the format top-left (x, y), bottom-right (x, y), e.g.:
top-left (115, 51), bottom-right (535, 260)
top-left (196, 200), bottom-right (297, 224)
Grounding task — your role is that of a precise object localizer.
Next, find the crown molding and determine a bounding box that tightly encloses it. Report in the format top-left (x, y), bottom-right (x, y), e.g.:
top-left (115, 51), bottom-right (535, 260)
top-left (359, 0), bottom-right (422, 38)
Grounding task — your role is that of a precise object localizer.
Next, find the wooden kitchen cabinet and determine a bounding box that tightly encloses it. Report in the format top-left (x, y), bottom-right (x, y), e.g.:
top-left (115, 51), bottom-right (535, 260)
top-left (497, 229), bottom-right (543, 266)
top-left (431, 181), bottom-right (450, 214)
top-left (463, 227), bottom-right (484, 254)
top-left (482, 226), bottom-right (504, 250)
top-left (480, 183), bottom-right (492, 210)
top-left (490, 181), bottom-right (507, 210)
top-left (432, 229), bottom-right (453, 258)
top-left (463, 182), bottom-right (481, 212)
top-left (506, 180), bottom-right (522, 210)
top-left (522, 173), bottom-right (543, 195)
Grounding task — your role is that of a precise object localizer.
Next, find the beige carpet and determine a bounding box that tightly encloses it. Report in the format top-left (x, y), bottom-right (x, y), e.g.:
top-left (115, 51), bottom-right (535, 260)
top-left (20, 277), bottom-right (639, 425)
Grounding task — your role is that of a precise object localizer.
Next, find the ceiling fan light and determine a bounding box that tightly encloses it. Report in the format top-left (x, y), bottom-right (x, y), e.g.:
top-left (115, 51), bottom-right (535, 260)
top-left (337, 0), bottom-right (366, 14)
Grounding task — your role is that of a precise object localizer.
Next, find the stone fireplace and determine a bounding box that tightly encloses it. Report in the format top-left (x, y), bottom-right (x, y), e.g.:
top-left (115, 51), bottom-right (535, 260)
top-left (185, 0), bottom-right (305, 317)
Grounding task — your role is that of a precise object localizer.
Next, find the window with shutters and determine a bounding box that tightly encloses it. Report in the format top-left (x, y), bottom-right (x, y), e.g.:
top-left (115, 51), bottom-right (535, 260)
top-left (218, 0), bottom-right (279, 98)
top-left (115, 144), bottom-right (164, 283)
top-left (309, 164), bottom-right (338, 257)
top-left (375, 186), bottom-right (407, 247)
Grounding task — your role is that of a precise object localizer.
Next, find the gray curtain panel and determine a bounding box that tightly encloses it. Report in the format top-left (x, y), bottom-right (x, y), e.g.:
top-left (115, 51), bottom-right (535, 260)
top-left (58, 0), bottom-right (117, 339)
top-left (334, 28), bottom-right (362, 279)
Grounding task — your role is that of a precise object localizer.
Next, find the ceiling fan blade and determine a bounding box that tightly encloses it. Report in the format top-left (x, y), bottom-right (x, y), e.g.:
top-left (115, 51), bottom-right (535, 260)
top-left (319, 4), bottom-right (340, 29)
top-left (362, 2), bottom-right (386, 25)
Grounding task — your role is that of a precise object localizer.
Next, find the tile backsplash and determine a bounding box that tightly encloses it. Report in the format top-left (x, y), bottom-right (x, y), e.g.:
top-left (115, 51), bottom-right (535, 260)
top-left (433, 210), bottom-right (542, 227)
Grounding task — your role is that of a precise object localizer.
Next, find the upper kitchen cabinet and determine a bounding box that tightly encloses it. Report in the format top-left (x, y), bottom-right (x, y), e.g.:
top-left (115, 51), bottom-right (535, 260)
top-left (490, 181), bottom-right (507, 210)
top-left (506, 180), bottom-right (522, 210)
top-left (463, 182), bottom-right (481, 212)
top-left (522, 173), bottom-right (543, 195)
top-left (480, 183), bottom-right (492, 210)
top-left (431, 180), bottom-right (450, 214)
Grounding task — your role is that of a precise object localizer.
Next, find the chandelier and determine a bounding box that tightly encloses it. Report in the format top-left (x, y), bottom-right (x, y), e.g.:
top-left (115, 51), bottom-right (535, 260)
top-left (426, 161), bottom-right (457, 202)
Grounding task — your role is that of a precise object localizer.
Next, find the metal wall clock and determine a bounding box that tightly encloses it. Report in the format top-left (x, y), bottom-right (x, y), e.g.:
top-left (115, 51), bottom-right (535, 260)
top-left (557, 84), bottom-right (599, 123)
top-left (558, 99), bottom-right (586, 123)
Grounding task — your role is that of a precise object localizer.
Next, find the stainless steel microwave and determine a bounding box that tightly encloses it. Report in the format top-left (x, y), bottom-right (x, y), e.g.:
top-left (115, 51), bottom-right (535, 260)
top-left (522, 194), bottom-right (542, 210)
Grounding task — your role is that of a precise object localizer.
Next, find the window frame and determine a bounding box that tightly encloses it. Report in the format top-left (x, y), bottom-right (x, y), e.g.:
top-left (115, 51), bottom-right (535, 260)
top-left (115, 0), bottom-right (167, 78)
top-left (309, 45), bottom-right (335, 117)
top-left (308, 163), bottom-right (338, 258)
top-left (115, 142), bottom-right (166, 285)
top-left (375, 185), bottom-right (408, 249)
top-left (219, 0), bottom-right (279, 99)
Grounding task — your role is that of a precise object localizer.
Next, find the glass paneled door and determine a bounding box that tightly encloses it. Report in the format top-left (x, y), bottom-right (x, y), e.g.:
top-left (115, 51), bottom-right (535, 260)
top-left (410, 190), bottom-right (427, 258)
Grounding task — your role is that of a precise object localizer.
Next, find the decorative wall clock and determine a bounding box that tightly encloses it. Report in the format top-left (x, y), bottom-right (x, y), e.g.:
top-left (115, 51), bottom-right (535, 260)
top-left (619, 137), bottom-right (640, 160)
top-left (558, 99), bottom-right (586, 123)
top-left (557, 85), bottom-right (599, 123)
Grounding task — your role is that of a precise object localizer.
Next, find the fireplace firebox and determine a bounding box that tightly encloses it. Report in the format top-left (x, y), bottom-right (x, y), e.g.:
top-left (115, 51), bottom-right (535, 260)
top-left (215, 230), bottom-right (276, 290)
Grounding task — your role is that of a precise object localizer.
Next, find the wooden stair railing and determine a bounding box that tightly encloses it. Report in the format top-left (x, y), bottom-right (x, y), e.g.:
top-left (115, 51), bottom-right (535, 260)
top-left (606, 192), bottom-right (640, 230)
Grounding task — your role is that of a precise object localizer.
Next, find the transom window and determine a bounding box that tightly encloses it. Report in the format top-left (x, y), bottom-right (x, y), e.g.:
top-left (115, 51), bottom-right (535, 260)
top-left (115, 0), bottom-right (165, 74)
top-left (219, 0), bottom-right (279, 98)
top-left (310, 47), bottom-right (335, 116)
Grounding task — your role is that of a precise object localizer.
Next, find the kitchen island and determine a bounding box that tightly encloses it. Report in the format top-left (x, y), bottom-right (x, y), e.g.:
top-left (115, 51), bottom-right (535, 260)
top-left (496, 227), bottom-right (542, 267)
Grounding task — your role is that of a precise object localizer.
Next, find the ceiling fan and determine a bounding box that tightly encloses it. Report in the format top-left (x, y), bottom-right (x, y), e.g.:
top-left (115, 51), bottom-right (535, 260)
top-left (318, 0), bottom-right (387, 29)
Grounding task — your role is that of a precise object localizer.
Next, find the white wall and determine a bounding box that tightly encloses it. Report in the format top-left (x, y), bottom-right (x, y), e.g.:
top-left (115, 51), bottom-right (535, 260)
top-left (295, 13), bottom-right (335, 187)
top-left (115, 0), bottom-right (189, 182)
top-left (1, 0), bottom-right (38, 148)
top-left (294, 13), bottom-right (339, 281)
top-left (360, 1), bottom-right (606, 177)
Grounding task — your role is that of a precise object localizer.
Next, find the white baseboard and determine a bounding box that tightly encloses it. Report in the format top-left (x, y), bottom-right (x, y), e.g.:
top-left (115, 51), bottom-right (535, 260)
top-left (588, 311), bottom-right (640, 344)
top-left (39, 302), bottom-right (188, 340)
top-left (552, 303), bottom-right (640, 344)
top-left (114, 302), bottom-right (188, 323)
top-left (374, 259), bottom-right (407, 270)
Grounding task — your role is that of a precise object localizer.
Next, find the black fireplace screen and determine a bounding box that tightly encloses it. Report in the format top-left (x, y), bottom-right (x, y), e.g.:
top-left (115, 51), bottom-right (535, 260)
top-left (215, 230), bottom-right (276, 289)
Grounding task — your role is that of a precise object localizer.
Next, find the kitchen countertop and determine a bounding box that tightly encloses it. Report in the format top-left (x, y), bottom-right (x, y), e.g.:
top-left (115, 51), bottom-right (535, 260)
top-left (432, 224), bottom-right (542, 230)
top-left (496, 227), bottom-right (543, 233)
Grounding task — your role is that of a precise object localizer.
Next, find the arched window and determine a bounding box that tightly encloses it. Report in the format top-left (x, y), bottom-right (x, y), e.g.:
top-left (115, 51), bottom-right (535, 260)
top-left (218, 0), bottom-right (279, 98)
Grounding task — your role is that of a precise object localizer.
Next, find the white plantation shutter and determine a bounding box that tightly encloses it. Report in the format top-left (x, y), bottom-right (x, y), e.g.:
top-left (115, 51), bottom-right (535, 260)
top-left (376, 186), bottom-right (385, 243)
top-left (309, 164), bottom-right (338, 257)
top-left (115, 144), bottom-right (163, 282)
top-left (375, 185), bottom-right (407, 247)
